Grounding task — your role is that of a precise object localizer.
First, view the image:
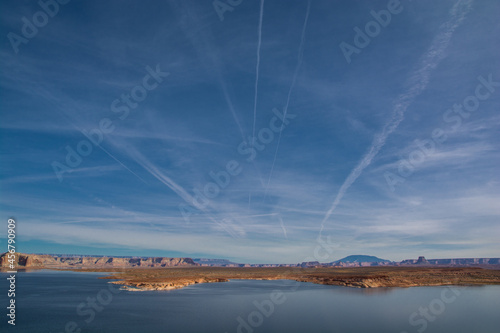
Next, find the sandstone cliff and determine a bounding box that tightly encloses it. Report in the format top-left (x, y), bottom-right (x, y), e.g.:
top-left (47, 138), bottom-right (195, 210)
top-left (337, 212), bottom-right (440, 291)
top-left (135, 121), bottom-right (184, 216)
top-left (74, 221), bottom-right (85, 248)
top-left (0, 253), bottom-right (197, 269)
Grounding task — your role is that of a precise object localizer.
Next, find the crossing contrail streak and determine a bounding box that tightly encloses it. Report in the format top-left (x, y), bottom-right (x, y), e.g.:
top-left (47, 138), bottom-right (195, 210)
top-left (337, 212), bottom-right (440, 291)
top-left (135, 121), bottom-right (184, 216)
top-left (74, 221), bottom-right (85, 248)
top-left (128, 148), bottom-right (244, 238)
top-left (252, 0), bottom-right (265, 140)
top-left (279, 215), bottom-right (288, 239)
top-left (248, 0), bottom-right (265, 209)
top-left (319, 0), bottom-right (474, 236)
top-left (263, 0), bottom-right (311, 200)
top-left (218, 76), bottom-right (246, 141)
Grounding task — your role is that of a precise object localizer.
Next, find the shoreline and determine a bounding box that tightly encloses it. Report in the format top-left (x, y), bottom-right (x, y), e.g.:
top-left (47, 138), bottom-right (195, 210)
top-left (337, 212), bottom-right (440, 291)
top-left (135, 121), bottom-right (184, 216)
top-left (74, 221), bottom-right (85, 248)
top-left (4, 266), bottom-right (500, 291)
top-left (94, 266), bottom-right (500, 291)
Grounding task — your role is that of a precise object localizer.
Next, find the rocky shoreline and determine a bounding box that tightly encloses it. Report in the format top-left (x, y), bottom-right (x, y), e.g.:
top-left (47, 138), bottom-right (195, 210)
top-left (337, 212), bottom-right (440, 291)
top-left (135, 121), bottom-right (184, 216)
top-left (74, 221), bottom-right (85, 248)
top-left (3, 253), bottom-right (500, 291)
top-left (112, 277), bottom-right (230, 291)
top-left (97, 266), bottom-right (500, 291)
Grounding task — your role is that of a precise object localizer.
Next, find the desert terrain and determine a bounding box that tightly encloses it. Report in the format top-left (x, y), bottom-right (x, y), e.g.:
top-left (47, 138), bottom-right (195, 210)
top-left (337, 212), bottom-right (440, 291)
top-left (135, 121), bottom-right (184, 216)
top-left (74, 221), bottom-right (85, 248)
top-left (90, 266), bottom-right (500, 290)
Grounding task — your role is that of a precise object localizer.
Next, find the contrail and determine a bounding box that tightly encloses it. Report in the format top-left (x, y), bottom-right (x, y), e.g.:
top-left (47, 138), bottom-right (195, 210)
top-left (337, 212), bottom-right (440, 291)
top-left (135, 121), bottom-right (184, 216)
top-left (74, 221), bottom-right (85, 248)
top-left (61, 111), bottom-right (149, 185)
top-left (319, 0), bottom-right (474, 235)
top-left (128, 148), bottom-right (204, 210)
top-left (279, 214), bottom-right (288, 239)
top-left (218, 76), bottom-right (246, 141)
top-left (252, 0), bottom-right (265, 140)
top-left (263, 0), bottom-right (311, 200)
top-left (129, 148), bottom-right (244, 238)
top-left (93, 143), bottom-right (149, 185)
top-left (247, 0), bottom-right (265, 209)
top-left (29, 85), bottom-right (149, 185)
top-left (171, 1), bottom-right (247, 142)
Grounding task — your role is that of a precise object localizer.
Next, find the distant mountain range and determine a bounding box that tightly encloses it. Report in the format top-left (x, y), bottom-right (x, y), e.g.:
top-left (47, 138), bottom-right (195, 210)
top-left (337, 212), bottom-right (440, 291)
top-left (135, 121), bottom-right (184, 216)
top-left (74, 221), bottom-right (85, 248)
top-left (0, 253), bottom-right (196, 269)
top-left (333, 255), bottom-right (391, 264)
top-left (192, 255), bottom-right (500, 268)
top-left (193, 258), bottom-right (240, 266)
top-left (2, 253), bottom-right (499, 269)
top-left (194, 255), bottom-right (391, 267)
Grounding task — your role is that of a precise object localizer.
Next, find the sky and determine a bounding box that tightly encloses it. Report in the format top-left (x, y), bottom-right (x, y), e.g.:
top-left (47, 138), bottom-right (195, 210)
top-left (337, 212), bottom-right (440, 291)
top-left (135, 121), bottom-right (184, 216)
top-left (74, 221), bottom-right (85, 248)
top-left (0, 0), bottom-right (499, 264)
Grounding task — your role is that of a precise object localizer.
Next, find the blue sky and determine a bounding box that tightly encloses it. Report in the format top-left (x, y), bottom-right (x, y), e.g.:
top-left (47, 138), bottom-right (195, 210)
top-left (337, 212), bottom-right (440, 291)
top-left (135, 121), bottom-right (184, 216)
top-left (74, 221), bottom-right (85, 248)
top-left (0, 0), bottom-right (499, 263)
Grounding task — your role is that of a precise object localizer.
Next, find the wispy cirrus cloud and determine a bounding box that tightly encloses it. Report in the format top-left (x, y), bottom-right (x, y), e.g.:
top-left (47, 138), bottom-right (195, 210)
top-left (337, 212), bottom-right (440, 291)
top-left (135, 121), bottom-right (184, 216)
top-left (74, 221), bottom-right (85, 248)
top-left (319, 0), bottom-right (474, 234)
top-left (1, 0), bottom-right (498, 262)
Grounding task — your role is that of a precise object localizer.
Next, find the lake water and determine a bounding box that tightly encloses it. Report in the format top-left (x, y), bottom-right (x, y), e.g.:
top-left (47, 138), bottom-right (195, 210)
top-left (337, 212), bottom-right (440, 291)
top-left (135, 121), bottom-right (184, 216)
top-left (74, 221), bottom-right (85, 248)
top-left (1, 270), bottom-right (499, 333)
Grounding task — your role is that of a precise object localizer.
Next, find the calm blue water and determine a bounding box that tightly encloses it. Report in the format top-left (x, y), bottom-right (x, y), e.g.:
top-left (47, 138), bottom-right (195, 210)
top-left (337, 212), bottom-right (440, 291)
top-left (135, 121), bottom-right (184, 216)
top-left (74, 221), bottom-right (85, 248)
top-left (1, 270), bottom-right (499, 333)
